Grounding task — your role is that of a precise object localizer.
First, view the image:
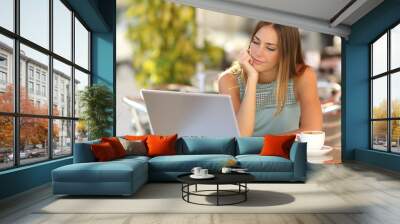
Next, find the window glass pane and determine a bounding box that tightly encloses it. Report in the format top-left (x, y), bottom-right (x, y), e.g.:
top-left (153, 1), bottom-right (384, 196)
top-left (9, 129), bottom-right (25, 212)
top-left (391, 120), bottom-right (400, 153)
top-left (20, 0), bottom-right (49, 49)
top-left (53, 119), bottom-right (72, 158)
top-left (391, 72), bottom-right (400, 118)
top-left (74, 69), bottom-right (89, 118)
top-left (53, 0), bottom-right (72, 60)
top-left (74, 18), bottom-right (89, 70)
top-left (372, 33), bottom-right (387, 76)
top-left (0, 116), bottom-right (13, 170)
top-left (391, 24), bottom-right (400, 70)
top-left (20, 44), bottom-right (49, 115)
top-left (75, 120), bottom-right (88, 143)
top-left (372, 121), bottom-right (388, 151)
top-left (0, 0), bottom-right (14, 31)
top-left (372, 77), bottom-right (387, 119)
top-left (53, 59), bottom-right (72, 117)
top-left (20, 117), bottom-right (49, 165)
top-left (0, 35), bottom-right (14, 112)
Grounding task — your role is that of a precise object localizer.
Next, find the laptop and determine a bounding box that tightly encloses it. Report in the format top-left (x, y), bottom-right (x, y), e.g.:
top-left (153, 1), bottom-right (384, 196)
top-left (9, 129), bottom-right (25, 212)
top-left (140, 89), bottom-right (240, 137)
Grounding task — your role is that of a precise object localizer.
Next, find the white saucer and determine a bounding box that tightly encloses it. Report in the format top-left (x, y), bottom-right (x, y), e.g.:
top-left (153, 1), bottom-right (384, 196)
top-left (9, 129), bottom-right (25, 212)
top-left (190, 174), bottom-right (215, 179)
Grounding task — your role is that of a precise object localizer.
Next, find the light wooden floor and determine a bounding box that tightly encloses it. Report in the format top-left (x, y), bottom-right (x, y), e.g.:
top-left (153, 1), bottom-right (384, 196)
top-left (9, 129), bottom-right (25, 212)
top-left (1, 161), bottom-right (400, 224)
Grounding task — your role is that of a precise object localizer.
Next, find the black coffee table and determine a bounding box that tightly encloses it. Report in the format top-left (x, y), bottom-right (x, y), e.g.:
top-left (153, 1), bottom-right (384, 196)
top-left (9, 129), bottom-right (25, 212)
top-left (177, 172), bottom-right (255, 206)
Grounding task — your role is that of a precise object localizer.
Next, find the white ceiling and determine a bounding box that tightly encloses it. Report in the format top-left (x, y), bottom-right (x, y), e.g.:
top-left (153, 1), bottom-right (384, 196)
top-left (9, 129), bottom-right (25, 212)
top-left (169, 0), bottom-right (384, 38)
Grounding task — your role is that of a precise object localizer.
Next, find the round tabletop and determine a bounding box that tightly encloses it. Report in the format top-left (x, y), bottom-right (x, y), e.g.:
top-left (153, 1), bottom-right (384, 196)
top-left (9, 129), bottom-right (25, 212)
top-left (177, 172), bottom-right (255, 185)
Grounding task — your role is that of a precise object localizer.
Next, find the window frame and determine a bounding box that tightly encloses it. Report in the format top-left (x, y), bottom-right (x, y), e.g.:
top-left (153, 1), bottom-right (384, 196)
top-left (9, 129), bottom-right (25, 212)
top-left (0, 0), bottom-right (92, 171)
top-left (370, 20), bottom-right (400, 154)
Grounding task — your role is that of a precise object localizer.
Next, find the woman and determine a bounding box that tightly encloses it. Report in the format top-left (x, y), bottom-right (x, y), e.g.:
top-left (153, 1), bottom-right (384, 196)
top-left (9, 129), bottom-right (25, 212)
top-left (218, 21), bottom-right (322, 137)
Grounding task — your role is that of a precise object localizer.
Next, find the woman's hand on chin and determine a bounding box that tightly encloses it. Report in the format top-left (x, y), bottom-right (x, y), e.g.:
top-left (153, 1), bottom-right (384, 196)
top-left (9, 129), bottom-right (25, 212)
top-left (238, 49), bottom-right (259, 82)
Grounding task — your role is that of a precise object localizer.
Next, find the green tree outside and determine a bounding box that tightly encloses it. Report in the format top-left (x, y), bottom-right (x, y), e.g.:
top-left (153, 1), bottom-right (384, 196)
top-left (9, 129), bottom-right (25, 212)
top-left (372, 99), bottom-right (400, 142)
top-left (125, 0), bottom-right (224, 88)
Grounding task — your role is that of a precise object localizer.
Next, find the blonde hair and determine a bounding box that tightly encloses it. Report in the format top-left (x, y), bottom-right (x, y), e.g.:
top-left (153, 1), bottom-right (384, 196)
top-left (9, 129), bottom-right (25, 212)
top-left (227, 21), bottom-right (307, 115)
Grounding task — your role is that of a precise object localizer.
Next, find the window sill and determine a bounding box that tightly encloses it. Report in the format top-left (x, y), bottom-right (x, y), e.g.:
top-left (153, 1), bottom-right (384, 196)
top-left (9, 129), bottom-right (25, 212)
top-left (0, 156), bottom-right (72, 176)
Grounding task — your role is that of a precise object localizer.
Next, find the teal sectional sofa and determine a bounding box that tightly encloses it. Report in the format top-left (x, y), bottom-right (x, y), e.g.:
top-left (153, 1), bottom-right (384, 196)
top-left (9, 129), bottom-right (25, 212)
top-left (52, 137), bottom-right (307, 196)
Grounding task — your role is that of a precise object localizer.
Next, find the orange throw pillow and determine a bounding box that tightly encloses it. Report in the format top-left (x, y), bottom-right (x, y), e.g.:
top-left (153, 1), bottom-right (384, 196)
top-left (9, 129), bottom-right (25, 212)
top-left (259, 134), bottom-right (296, 159)
top-left (91, 142), bottom-right (117, 161)
top-left (101, 137), bottom-right (127, 158)
top-left (146, 134), bottom-right (178, 157)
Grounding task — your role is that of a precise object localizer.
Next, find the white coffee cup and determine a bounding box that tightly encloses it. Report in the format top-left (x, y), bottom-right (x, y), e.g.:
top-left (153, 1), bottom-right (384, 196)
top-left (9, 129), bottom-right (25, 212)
top-left (199, 169), bottom-right (208, 176)
top-left (298, 131), bottom-right (325, 151)
top-left (221, 167), bottom-right (232, 174)
top-left (191, 167), bottom-right (202, 176)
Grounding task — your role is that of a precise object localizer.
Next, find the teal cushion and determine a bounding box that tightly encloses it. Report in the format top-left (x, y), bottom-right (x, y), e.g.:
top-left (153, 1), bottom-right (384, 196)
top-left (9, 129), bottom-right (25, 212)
top-left (236, 155), bottom-right (293, 172)
top-left (148, 154), bottom-right (235, 172)
top-left (177, 137), bottom-right (236, 155)
top-left (236, 137), bottom-right (264, 155)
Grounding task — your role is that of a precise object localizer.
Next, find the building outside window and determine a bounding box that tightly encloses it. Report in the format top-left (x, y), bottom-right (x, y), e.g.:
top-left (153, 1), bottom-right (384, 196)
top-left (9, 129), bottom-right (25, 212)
top-left (0, 54), bottom-right (7, 90)
top-left (0, 0), bottom-right (91, 171)
top-left (28, 81), bottom-right (34, 94)
top-left (28, 66), bottom-right (34, 80)
top-left (42, 85), bottom-right (46, 97)
top-left (371, 23), bottom-right (400, 154)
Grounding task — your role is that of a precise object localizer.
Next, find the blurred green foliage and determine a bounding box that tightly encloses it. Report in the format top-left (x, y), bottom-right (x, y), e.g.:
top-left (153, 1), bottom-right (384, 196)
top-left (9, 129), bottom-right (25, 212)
top-left (125, 0), bottom-right (224, 87)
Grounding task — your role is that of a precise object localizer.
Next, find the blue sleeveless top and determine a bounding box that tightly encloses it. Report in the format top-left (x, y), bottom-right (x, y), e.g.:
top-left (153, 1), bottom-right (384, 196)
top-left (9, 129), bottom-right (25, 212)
top-left (237, 75), bottom-right (300, 137)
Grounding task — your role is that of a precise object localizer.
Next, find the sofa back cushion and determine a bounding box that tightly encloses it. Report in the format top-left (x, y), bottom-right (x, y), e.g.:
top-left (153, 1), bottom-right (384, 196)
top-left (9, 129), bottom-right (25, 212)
top-left (177, 137), bottom-right (236, 155)
top-left (73, 139), bottom-right (100, 163)
top-left (236, 137), bottom-right (264, 155)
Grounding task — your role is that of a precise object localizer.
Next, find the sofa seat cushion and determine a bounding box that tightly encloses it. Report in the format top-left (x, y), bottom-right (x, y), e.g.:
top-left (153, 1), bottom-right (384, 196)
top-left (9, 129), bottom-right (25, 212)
top-left (116, 155), bottom-right (150, 163)
top-left (236, 155), bottom-right (293, 172)
top-left (149, 154), bottom-right (235, 172)
top-left (52, 159), bottom-right (147, 183)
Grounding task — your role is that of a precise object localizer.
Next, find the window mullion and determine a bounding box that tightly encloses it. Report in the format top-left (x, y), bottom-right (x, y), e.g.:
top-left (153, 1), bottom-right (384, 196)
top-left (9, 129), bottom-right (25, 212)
top-left (388, 29), bottom-right (391, 153)
top-left (71, 10), bottom-right (76, 154)
top-left (48, 0), bottom-right (53, 160)
top-left (370, 45), bottom-right (373, 149)
top-left (14, 0), bottom-right (20, 167)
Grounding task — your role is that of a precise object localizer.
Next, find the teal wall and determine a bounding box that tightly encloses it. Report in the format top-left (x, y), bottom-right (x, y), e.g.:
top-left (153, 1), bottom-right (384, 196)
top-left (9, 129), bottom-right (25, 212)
top-left (0, 158), bottom-right (72, 199)
top-left (343, 0), bottom-right (400, 171)
top-left (0, 0), bottom-right (116, 200)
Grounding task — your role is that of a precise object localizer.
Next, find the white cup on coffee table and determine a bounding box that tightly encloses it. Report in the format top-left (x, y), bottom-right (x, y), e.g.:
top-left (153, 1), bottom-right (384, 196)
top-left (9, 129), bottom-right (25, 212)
top-left (298, 131), bottom-right (325, 151)
top-left (191, 167), bottom-right (202, 176)
top-left (200, 169), bottom-right (208, 176)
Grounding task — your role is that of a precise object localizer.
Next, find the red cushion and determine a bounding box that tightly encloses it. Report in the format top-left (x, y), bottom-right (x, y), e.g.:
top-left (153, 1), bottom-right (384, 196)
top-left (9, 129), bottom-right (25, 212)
top-left (91, 142), bottom-right (118, 161)
top-left (101, 137), bottom-right (127, 158)
top-left (146, 134), bottom-right (178, 157)
top-left (259, 134), bottom-right (296, 159)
